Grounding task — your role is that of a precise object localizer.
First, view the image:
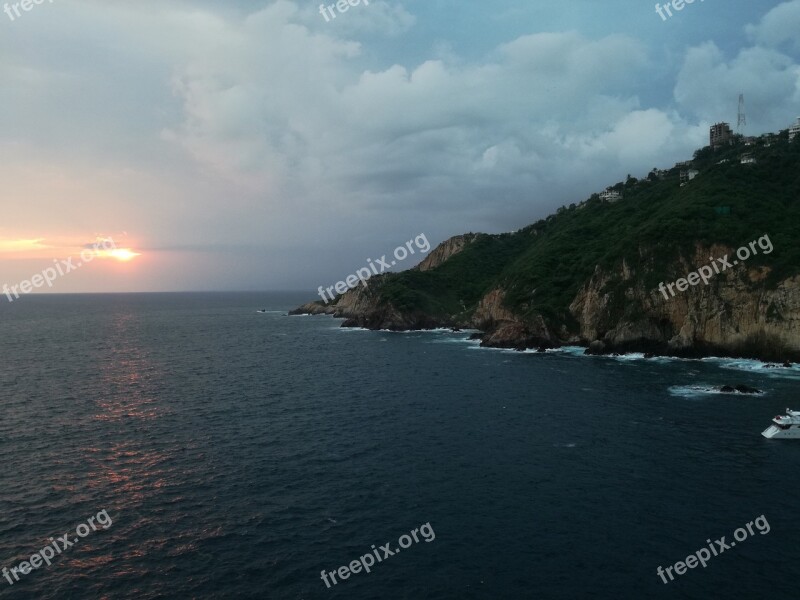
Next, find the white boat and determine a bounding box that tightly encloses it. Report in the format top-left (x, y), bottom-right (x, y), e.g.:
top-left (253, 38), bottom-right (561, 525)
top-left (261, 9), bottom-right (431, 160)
top-left (762, 409), bottom-right (800, 439)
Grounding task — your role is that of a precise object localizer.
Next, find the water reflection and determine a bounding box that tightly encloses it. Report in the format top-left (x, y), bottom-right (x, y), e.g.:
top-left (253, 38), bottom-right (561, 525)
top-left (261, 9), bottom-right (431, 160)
top-left (94, 311), bottom-right (166, 422)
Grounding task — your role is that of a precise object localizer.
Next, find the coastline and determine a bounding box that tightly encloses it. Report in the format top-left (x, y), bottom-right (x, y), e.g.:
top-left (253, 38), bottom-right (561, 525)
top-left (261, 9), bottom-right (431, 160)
top-left (288, 306), bottom-right (799, 366)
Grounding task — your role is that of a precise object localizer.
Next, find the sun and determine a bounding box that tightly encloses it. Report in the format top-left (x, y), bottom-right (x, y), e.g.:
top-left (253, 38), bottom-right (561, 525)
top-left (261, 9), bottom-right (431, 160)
top-left (105, 248), bottom-right (141, 262)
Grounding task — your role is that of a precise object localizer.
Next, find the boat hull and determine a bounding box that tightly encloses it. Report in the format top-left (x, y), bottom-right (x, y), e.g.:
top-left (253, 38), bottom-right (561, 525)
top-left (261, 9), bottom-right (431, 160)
top-left (762, 425), bottom-right (800, 439)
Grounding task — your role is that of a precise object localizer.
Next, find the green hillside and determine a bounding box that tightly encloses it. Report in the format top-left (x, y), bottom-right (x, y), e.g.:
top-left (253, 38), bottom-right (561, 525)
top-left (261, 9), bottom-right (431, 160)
top-left (378, 130), bottom-right (800, 329)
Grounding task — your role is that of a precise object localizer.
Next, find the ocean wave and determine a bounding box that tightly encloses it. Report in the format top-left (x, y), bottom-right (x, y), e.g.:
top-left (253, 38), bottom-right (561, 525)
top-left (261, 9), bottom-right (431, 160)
top-left (466, 344), bottom-right (518, 354)
top-left (376, 327), bottom-right (466, 334)
top-left (431, 336), bottom-right (481, 345)
top-left (668, 385), bottom-right (766, 398)
top-left (544, 346), bottom-right (586, 356)
top-left (324, 325), bottom-right (800, 379)
top-left (538, 347), bottom-right (800, 376)
top-left (701, 357), bottom-right (800, 379)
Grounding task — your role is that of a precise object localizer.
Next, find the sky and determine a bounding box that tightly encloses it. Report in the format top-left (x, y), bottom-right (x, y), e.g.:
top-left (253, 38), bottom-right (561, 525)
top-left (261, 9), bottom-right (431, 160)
top-left (1, 0), bottom-right (799, 294)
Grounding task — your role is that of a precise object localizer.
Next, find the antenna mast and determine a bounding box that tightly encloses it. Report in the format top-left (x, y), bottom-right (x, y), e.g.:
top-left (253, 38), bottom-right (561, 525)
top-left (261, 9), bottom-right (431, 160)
top-left (737, 94), bottom-right (746, 134)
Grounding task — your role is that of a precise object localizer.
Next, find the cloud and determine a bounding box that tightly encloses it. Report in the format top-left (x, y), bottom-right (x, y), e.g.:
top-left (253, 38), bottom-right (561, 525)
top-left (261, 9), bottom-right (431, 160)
top-left (161, 23), bottom-right (666, 212)
top-left (746, 0), bottom-right (800, 51)
top-left (0, 238), bottom-right (49, 254)
top-left (674, 41), bottom-right (800, 131)
top-left (299, 0), bottom-right (415, 36)
top-left (1, 0), bottom-right (797, 292)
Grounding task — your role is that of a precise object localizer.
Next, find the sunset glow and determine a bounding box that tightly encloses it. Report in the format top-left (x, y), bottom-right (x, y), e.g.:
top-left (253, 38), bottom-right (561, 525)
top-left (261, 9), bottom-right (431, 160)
top-left (102, 248), bottom-right (142, 262)
top-left (0, 238), bottom-right (50, 253)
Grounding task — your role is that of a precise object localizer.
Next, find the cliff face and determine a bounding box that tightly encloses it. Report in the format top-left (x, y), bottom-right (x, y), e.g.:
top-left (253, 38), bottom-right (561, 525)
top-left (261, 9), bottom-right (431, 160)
top-left (291, 279), bottom-right (456, 330)
top-left (414, 234), bottom-right (478, 272)
top-left (569, 244), bottom-right (800, 360)
top-left (290, 235), bottom-right (479, 329)
top-left (470, 288), bottom-right (557, 349)
top-left (288, 279), bottom-right (383, 319)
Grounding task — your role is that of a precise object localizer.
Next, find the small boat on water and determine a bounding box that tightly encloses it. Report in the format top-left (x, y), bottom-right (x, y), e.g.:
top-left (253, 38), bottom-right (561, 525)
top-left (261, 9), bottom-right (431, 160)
top-left (762, 409), bottom-right (800, 439)
top-left (257, 309), bottom-right (267, 313)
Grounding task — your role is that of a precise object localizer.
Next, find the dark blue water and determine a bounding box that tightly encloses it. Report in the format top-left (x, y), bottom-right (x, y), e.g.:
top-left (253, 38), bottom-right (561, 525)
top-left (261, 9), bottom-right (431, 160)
top-left (1, 293), bottom-right (798, 599)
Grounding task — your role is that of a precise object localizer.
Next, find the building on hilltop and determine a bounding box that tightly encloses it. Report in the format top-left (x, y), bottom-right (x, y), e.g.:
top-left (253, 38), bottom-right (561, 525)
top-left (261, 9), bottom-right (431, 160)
top-left (790, 117), bottom-right (800, 141)
top-left (710, 122), bottom-right (733, 148)
top-left (599, 189), bottom-right (622, 203)
top-left (680, 169), bottom-right (699, 186)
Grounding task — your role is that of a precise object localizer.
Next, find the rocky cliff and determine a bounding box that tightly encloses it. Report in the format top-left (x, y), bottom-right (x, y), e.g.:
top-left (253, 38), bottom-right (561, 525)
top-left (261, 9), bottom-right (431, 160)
top-left (414, 233), bottom-right (478, 272)
top-left (568, 244), bottom-right (800, 360)
top-left (288, 234), bottom-right (479, 329)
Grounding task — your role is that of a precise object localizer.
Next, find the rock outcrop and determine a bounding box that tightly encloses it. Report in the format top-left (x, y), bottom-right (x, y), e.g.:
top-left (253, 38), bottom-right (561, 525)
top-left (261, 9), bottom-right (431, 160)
top-left (414, 233), bottom-right (478, 272)
top-left (472, 288), bottom-right (556, 349)
top-left (290, 235), bottom-right (480, 329)
top-left (289, 274), bottom-right (451, 330)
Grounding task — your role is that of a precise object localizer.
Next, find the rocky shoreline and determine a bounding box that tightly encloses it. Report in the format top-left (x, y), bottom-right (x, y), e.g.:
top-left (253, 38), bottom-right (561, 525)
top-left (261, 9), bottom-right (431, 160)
top-left (289, 299), bottom-right (798, 366)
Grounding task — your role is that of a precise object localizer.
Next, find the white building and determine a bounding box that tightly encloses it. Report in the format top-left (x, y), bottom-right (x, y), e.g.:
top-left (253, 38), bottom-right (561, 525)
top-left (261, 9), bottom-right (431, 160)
top-left (740, 154), bottom-right (757, 165)
top-left (680, 169), bottom-right (699, 185)
top-left (790, 117), bottom-right (800, 141)
top-left (599, 189), bottom-right (622, 202)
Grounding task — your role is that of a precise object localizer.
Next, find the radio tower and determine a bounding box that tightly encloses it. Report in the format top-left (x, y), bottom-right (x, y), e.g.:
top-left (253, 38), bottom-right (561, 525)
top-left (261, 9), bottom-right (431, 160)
top-left (737, 94), bottom-right (747, 133)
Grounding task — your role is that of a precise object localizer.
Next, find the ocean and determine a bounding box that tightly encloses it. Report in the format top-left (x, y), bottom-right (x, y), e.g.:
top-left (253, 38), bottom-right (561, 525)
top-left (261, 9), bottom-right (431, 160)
top-left (0, 292), bottom-right (798, 599)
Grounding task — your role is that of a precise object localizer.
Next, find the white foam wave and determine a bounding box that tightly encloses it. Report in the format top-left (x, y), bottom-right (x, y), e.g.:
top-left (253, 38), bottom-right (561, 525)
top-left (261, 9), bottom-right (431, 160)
top-left (702, 357), bottom-right (800, 379)
top-left (668, 384), bottom-right (766, 398)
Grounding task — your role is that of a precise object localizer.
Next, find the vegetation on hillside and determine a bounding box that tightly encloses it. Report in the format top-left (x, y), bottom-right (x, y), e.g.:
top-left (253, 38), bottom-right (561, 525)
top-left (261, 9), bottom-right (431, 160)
top-left (375, 131), bottom-right (800, 327)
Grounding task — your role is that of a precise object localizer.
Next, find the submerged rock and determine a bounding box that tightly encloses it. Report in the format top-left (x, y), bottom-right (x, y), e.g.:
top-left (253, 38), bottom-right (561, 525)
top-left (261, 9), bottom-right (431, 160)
top-left (718, 384), bottom-right (762, 394)
top-left (734, 384), bottom-right (762, 394)
top-left (585, 340), bottom-right (607, 355)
